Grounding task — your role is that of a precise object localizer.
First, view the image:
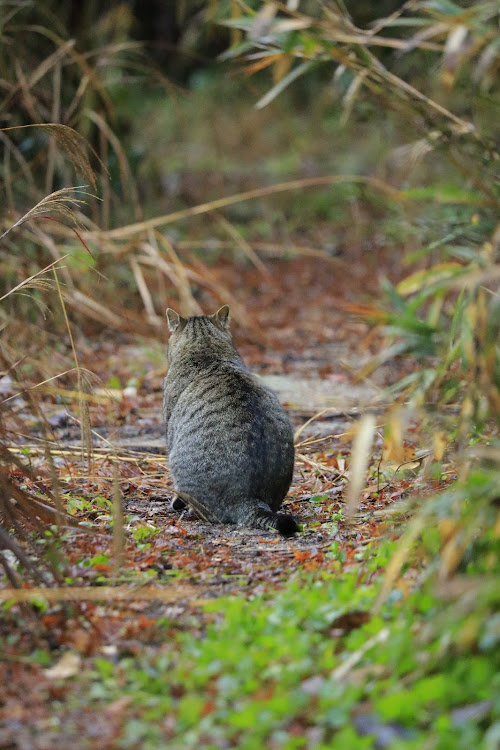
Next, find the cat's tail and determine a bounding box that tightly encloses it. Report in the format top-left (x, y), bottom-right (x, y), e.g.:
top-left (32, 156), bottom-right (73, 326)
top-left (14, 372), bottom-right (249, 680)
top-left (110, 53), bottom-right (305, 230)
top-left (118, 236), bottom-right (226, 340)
top-left (252, 503), bottom-right (299, 537)
top-left (173, 492), bottom-right (299, 536)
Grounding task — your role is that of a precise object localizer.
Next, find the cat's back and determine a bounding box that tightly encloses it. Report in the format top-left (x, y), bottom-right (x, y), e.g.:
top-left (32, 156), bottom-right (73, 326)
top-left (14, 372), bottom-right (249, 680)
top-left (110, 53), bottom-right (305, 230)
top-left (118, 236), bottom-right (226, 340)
top-left (168, 356), bottom-right (292, 450)
top-left (163, 305), bottom-right (296, 531)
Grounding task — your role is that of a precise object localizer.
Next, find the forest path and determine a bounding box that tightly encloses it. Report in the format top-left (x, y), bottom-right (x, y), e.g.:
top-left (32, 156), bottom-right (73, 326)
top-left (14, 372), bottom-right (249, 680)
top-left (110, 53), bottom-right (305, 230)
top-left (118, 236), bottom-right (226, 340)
top-left (8, 255), bottom-right (409, 614)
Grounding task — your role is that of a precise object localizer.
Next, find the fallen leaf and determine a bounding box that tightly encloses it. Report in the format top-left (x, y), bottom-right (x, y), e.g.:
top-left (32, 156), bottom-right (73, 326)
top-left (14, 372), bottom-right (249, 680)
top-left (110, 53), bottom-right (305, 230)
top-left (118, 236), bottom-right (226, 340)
top-left (330, 610), bottom-right (371, 632)
top-left (293, 549), bottom-right (312, 563)
top-left (44, 651), bottom-right (81, 680)
top-left (106, 695), bottom-right (133, 718)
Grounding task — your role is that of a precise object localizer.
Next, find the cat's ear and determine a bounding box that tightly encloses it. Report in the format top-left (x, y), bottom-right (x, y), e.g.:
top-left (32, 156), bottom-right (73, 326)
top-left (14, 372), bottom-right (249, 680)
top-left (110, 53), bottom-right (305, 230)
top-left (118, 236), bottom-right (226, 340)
top-left (214, 305), bottom-right (230, 329)
top-left (166, 308), bottom-right (186, 333)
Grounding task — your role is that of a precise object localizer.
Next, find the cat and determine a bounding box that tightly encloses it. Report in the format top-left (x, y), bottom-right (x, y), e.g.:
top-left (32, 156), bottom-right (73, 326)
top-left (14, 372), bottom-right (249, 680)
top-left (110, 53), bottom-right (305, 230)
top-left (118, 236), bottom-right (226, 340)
top-left (163, 305), bottom-right (298, 535)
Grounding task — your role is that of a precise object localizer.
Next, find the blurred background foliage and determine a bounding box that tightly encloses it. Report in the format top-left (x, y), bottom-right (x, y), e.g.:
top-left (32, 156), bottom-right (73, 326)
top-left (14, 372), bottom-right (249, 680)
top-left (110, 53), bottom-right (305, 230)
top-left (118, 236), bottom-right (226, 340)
top-left (0, 0), bottom-right (499, 592)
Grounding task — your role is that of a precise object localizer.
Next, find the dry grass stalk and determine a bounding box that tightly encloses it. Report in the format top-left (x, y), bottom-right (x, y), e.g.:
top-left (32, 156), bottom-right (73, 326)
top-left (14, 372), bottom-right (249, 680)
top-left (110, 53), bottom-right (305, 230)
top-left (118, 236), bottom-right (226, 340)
top-left (175, 239), bottom-right (349, 267)
top-left (52, 267), bottom-right (93, 473)
top-left (6, 444), bottom-right (168, 469)
top-left (66, 289), bottom-right (125, 330)
top-left (112, 459), bottom-right (126, 577)
top-left (0, 524), bottom-right (45, 586)
top-left (86, 110), bottom-right (139, 216)
top-left (0, 256), bottom-right (68, 303)
top-left (0, 433), bottom-right (67, 584)
top-left (130, 257), bottom-right (161, 326)
top-left (189, 254), bottom-right (249, 322)
top-left (373, 513), bottom-right (428, 615)
top-left (344, 414), bottom-right (376, 523)
top-left (140, 233), bottom-right (200, 317)
top-left (331, 627), bottom-right (390, 682)
top-left (213, 212), bottom-right (269, 275)
top-left (136, 251), bottom-right (246, 322)
top-left (295, 452), bottom-right (333, 474)
top-left (295, 432), bottom-right (348, 450)
top-left (1, 38), bottom-right (75, 118)
top-left (294, 407), bottom-right (348, 443)
top-left (0, 129), bottom-right (37, 199)
top-left (0, 186), bottom-right (90, 242)
top-left (153, 231), bottom-right (200, 314)
top-left (21, 387), bottom-right (66, 533)
top-left (98, 175), bottom-right (404, 241)
top-left (45, 63), bottom-right (62, 194)
top-left (0, 583), bottom-right (199, 604)
top-left (79, 379), bottom-right (94, 476)
top-left (0, 124), bottom-right (100, 188)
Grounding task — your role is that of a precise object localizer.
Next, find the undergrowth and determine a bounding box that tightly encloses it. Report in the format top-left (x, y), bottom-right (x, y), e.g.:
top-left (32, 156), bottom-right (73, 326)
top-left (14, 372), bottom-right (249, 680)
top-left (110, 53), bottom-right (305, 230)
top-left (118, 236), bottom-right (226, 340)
top-left (10, 547), bottom-right (500, 749)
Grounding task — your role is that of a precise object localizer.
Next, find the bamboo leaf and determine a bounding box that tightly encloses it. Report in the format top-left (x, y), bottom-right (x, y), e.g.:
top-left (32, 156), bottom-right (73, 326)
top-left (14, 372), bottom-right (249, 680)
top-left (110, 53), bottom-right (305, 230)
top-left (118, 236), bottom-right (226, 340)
top-left (396, 263), bottom-right (465, 296)
top-left (256, 61), bottom-right (313, 109)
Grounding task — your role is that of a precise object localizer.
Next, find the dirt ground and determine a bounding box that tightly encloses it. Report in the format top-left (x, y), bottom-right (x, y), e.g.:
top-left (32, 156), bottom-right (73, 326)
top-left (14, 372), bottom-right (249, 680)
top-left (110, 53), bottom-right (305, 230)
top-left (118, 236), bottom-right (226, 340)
top-left (1, 254), bottom-right (442, 750)
top-left (1, 254), bottom-right (419, 634)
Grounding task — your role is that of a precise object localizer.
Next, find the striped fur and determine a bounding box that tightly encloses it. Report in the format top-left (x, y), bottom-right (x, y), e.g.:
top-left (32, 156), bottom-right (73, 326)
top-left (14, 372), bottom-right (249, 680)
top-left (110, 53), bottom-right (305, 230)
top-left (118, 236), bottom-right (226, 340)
top-left (163, 306), bottom-right (298, 535)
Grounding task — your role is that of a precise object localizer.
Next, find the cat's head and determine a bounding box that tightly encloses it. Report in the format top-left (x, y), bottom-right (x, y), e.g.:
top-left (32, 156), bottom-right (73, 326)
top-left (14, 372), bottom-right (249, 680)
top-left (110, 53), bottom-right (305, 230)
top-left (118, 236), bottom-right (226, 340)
top-left (166, 305), bottom-right (232, 362)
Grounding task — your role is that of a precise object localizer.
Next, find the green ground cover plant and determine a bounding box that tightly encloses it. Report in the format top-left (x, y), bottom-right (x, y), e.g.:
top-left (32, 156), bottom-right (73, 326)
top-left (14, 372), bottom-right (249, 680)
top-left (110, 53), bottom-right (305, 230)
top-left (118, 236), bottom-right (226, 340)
top-left (26, 547), bottom-right (500, 748)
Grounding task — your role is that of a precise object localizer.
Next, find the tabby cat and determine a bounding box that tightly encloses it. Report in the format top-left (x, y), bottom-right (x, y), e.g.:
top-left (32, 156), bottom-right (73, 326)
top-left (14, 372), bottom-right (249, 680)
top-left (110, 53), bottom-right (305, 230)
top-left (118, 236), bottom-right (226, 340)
top-left (163, 305), bottom-right (298, 535)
